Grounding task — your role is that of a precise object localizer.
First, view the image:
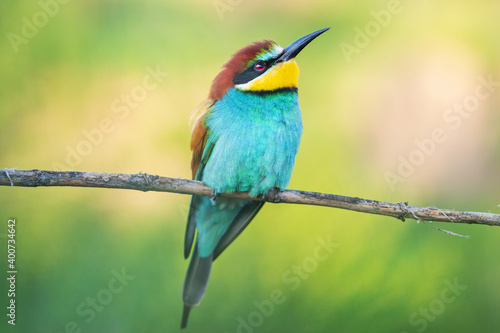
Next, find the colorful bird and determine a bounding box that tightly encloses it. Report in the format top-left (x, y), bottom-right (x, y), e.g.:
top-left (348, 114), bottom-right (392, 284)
top-left (181, 27), bottom-right (330, 328)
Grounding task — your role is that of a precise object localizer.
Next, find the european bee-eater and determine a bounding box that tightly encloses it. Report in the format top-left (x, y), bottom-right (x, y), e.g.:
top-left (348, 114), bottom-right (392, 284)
top-left (182, 27), bottom-right (330, 328)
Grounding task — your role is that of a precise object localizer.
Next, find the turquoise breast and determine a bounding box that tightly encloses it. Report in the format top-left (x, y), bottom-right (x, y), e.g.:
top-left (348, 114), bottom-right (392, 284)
top-left (201, 88), bottom-right (303, 196)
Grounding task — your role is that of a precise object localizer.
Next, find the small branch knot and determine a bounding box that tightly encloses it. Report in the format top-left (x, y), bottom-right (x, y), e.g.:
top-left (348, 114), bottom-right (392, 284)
top-left (397, 201), bottom-right (410, 222)
top-left (141, 172), bottom-right (154, 190)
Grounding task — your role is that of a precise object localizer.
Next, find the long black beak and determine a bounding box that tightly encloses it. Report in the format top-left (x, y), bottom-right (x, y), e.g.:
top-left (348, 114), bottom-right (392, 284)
top-left (277, 27), bottom-right (330, 63)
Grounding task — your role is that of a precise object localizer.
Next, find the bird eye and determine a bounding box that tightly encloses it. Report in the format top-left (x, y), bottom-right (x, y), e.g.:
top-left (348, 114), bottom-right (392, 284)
top-left (254, 61), bottom-right (266, 71)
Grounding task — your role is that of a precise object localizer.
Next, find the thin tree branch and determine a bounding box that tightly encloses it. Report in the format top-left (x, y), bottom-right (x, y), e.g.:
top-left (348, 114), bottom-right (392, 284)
top-left (1, 169), bottom-right (499, 227)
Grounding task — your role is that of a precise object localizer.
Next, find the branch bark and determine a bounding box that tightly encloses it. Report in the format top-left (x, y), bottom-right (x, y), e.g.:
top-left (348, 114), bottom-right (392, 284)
top-left (1, 169), bottom-right (499, 227)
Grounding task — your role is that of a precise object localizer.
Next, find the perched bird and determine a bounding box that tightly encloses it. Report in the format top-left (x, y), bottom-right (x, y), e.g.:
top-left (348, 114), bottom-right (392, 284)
top-left (182, 27), bottom-right (330, 328)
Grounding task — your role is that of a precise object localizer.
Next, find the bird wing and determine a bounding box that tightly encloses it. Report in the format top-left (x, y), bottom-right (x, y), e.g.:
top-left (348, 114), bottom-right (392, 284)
top-left (184, 197), bottom-right (198, 259)
top-left (212, 200), bottom-right (264, 261)
top-left (185, 99), bottom-right (215, 259)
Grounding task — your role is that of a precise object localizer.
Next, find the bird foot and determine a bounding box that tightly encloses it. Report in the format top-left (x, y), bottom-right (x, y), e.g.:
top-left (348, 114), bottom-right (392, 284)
top-left (262, 187), bottom-right (281, 203)
top-left (210, 188), bottom-right (218, 204)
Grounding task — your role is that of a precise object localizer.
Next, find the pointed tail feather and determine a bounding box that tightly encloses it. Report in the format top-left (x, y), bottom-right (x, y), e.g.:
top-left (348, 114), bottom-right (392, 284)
top-left (181, 246), bottom-right (212, 329)
top-left (181, 305), bottom-right (192, 329)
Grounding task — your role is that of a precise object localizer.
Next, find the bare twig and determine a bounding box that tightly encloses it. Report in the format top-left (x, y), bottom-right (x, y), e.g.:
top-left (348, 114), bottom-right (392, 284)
top-left (1, 169), bottom-right (499, 227)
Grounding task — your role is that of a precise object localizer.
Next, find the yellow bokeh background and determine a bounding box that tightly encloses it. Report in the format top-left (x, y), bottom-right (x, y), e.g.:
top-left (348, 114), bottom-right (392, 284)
top-left (1, 1), bottom-right (499, 332)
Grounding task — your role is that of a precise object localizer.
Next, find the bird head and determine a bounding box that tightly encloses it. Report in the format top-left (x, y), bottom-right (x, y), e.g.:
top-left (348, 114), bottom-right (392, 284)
top-left (209, 27), bottom-right (330, 100)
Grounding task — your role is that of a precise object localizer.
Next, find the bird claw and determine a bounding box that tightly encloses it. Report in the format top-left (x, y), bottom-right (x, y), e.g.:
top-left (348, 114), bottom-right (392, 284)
top-left (262, 187), bottom-right (281, 203)
top-left (210, 189), bottom-right (218, 204)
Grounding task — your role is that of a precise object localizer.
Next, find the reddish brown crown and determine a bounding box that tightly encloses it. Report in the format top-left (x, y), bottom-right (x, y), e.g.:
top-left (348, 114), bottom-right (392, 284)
top-left (209, 40), bottom-right (276, 100)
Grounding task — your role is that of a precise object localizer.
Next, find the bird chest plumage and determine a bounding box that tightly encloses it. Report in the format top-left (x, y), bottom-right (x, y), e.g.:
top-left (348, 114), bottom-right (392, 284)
top-left (202, 88), bottom-right (303, 196)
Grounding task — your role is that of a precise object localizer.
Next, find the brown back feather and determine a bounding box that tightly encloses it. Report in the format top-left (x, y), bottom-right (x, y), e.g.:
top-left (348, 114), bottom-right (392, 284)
top-left (190, 120), bottom-right (208, 179)
top-left (190, 99), bottom-right (214, 179)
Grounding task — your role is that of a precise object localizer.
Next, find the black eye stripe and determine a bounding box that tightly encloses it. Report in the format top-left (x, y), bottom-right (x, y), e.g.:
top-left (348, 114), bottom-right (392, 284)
top-left (233, 59), bottom-right (277, 85)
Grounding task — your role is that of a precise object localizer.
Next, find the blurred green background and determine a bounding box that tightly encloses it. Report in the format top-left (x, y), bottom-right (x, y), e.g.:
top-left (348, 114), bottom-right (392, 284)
top-left (1, 0), bottom-right (500, 332)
